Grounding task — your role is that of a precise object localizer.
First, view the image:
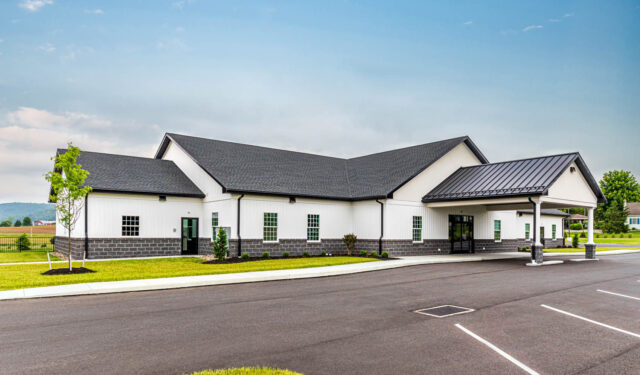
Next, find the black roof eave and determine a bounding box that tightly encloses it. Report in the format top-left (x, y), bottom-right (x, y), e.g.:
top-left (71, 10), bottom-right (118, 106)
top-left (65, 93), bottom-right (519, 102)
top-left (225, 189), bottom-right (388, 202)
top-left (90, 189), bottom-right (205, 199)
top-left (422, 192), bottom-right (543, 203)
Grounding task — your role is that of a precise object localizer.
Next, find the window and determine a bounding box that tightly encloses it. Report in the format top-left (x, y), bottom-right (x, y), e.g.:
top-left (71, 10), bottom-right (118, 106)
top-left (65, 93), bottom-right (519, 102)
top-left (211, 212), bottom-right (219, 240)
top-left (412, 216), bottom-right (422, 242)
top-left (263, 212), bottom-right (278, 242)
top-left (525, 223), bottom-right (530, 240)
top-left (307, 214), bottom-right (320, 241)
top-left (552, 224), bottom-right (557, 240)
top-left (631, 218), bottom-right (634, 225)
top-left (494, 220), bottom-right (501, 242)
top-left (122, 216), bottom-right (139, 236)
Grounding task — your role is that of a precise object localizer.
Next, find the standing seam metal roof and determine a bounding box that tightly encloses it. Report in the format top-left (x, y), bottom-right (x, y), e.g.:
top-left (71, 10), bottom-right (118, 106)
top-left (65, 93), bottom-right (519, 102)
top-left (423, 153), bottom-right (606, 203)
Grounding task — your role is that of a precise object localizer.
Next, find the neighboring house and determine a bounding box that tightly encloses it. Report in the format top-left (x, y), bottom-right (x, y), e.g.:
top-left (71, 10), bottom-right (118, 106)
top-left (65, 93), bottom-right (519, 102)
top-left (35, 220), bottom-right (56, 226)
top-left (626, 202), bottom-right (640, 230)
top-left (52, 133), bottom-right (605, 259)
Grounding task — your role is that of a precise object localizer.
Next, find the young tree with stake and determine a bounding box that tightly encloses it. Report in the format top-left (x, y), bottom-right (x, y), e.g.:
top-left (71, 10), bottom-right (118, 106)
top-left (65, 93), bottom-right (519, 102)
top-left (45, 144), bottom-right (92, 271)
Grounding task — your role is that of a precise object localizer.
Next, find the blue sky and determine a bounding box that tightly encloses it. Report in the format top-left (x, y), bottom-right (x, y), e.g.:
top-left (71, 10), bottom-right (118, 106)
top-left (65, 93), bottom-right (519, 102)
top-left (0, 0), bottom-right (638, 202)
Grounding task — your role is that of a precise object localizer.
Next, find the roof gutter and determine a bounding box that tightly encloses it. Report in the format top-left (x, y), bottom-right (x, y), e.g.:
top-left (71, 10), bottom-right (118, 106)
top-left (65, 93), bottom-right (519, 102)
top-left (375, 199), bottom-right (384, 255)
top-left (237, 194), bottom-right (244, 257)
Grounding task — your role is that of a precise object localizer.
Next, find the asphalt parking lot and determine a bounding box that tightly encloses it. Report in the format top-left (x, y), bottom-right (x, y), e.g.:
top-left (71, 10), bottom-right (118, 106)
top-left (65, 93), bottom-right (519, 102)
top-left (1, 253), bottom-right (640, 375)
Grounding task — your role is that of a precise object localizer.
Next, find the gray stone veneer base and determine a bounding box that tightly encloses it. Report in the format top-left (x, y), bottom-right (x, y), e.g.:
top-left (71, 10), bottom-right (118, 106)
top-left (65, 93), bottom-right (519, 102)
top-left (54, 236), bottom-right (567, 259)
top-left (55, 236), bottom-right (214, 259)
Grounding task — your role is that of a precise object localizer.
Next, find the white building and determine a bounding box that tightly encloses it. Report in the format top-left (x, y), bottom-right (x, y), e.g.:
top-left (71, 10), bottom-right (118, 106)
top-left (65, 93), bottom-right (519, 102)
top-left (53, 133), bottom-right (605, 263)
top-left (626, 202), bottom-right (640, 230)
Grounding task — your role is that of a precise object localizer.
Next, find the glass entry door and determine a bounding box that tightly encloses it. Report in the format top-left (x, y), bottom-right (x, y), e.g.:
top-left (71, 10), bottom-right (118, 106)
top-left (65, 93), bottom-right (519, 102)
top-left (181, 218), bottom-right (199, 255)
top-left (449, 215), bottom-right (474, 254)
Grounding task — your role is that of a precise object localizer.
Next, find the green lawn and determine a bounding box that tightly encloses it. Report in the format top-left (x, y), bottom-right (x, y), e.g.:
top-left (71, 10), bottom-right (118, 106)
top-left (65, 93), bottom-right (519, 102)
top-left (542, 246), bottom-right (632, 253)
top-left (0, 252), bottom-right (59, 263)
top-left (0, 256), bottom-right (379, 291)
top-left (578, 238), bottom-right (640, 245)
top-left (192, 368), bottom-right (302, 375)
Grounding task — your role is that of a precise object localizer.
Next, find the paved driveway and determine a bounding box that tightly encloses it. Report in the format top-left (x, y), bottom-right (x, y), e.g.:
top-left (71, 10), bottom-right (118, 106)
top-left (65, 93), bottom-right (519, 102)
top-left (2, 254), bottom-right (640, 375)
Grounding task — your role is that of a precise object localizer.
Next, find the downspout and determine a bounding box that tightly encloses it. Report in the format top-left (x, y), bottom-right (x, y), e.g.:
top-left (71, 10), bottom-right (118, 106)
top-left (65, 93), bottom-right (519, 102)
top-left (84, 194), bottom-right (89, 259)
top-left (528, 197), bottom-right (536, 262)
top-left (237, 194), bottom-right (244, 257)
top-left (375, 199), bottom-right (384, 255)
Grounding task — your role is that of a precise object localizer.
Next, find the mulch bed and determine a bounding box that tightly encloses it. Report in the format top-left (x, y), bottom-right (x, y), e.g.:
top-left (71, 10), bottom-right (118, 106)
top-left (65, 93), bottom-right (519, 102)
top-left (202, 255), bottom-right (396, 264)
top-left (42, 267), bottom-right (96, 275)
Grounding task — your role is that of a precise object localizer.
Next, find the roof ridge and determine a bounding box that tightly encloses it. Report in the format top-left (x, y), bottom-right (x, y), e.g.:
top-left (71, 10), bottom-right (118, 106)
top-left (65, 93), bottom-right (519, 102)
top-left (347, 136), bottom-right (468, 161)
top-left (458, 152), bottom-right (579, 169)
top-left (167, 133), bottom-right (347, 161)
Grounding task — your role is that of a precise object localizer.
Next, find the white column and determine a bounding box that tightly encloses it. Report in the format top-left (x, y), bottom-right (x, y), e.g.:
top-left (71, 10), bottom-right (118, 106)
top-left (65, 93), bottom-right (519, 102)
top-left (534, 200), bottom-right (542, 247)
top-left (587, 207), bottom-right (595, 245)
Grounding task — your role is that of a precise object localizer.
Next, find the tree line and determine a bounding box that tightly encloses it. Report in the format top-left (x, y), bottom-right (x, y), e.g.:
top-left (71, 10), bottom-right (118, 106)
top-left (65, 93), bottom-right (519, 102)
top-left (0, 216), bottom-right (33, 227)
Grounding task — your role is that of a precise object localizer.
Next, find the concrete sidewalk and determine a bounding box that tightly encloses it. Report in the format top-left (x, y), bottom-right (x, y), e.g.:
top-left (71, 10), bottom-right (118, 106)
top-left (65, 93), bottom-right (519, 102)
top-left (1, 251), bottom-right (638, 301)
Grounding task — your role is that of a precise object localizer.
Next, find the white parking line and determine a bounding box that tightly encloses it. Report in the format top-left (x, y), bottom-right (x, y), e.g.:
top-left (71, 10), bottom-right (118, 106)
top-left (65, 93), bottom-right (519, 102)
top-left (597, 289), bottom-right (640, 301)
top-left (455, 323), bottom-right (540, 375)
top-left (541, 304), bottom-right (640, 339)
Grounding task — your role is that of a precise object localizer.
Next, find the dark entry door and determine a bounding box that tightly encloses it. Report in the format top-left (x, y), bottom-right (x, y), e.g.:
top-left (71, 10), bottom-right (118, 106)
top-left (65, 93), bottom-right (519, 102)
top-left (181, 218), bottom-right (199, 255)
top-left (449, 215), bottom-right (474, 254)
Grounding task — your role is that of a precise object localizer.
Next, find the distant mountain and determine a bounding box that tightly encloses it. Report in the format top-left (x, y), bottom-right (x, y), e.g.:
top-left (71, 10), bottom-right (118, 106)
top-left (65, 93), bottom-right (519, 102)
top-left (0, 203), bottom-right (56, 222)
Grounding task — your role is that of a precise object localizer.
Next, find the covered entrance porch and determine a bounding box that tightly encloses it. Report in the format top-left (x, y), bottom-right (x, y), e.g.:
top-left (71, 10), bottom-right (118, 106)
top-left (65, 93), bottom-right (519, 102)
top-left (422, 153), bottom-right (607, 265)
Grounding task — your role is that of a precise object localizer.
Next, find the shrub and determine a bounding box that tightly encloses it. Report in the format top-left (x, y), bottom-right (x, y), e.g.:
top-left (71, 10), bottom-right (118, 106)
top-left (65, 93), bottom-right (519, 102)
top-left (41, 243), bottom-right (46, 248)
top-left (262, 252), bottom-right (270, 259)
top-left (579, 232), bottom-right (586, 238)
top-left (302, 251), bottom-right (310, 257)
top-left (15, 234), bottom-right (30, 251)
top-left (282, 252), bottom-right (289, 258)
top-left (212, 228), bottom-right (229, 261)
top-left (595, 233), bottom-right (600, 238)
top-left (320, 250), bottom-right (327, 256)
top-left (360, 250), bottom-right (367, 256)
top-left (50, 237), bottom-right (55, 245)
top-left (241, 253), bottom-right (250, 259)
top-left (369, 251), bottom-right (378, 258)
top-left (342, 234), bottom-right (357, 256)
top-left (14, 219), bottom-right (22, 227)
top-left (381, 251), bottom-right (389, 258)
top-left (569, 223), bottom-right (583, 230)
top-left (572, 234), bottom-right (579, 248)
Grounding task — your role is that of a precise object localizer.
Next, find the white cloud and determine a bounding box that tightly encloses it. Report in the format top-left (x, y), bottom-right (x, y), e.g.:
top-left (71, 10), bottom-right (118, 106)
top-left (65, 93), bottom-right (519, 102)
top-left (19, 0), bottom-right (53, 12)
top-left (156, 37), bottom-right (188, 51)
top-left (0, 107), bottom-right (157, 202)
top-left (7, 107), bottom-right (111, 129)
top-left (563, 13), bottom-right (574, 18)
top-left (38, 43), bottom-right (55, 53)
top-left (548, 18), bottom-right (561, 22)
top-left (463, 21), bottom-right (473, 25)
top-left (84, 9), bottom-right (103, 15)
top-left (522, 25), bottom-right (543, 32)
top-left (0, 39), bottom-right (4, 43)
top-left (173, 0), bottom-right (195, 10)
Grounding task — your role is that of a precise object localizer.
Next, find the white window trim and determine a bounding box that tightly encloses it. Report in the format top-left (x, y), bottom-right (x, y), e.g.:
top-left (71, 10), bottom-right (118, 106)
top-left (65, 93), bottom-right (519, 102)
top-left (263, 212), bottom-right (278, 243)
top-left (412, 216), bottom-right (423, 243)
top-left (307, 214), bottom-right (320, 243)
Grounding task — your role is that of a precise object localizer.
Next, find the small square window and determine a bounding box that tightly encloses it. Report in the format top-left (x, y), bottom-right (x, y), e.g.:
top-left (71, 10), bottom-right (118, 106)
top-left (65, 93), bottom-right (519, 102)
top-left (122, 216), bottom-right (139, 236)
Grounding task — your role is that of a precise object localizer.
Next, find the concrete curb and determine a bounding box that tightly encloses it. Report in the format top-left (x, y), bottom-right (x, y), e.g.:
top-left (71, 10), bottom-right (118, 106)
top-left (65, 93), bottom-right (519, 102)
top-left (1, 251), bottom-right (638, 301)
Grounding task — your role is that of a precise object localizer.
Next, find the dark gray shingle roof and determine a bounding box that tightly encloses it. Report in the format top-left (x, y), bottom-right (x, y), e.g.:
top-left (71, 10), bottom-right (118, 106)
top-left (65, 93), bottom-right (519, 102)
top-left (57, 149), bottom-right (205, 198)
top-left (155, 133), bottom-right (488, 200)
top-left (423, 153), bottom-right (606, 203)
top-left (517, 209), bottom-right (570, 217)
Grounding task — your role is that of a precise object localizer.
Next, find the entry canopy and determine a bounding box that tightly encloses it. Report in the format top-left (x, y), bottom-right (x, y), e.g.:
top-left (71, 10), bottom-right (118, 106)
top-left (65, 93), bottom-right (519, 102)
top-left (422, 153), bottom-right (606, 209)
